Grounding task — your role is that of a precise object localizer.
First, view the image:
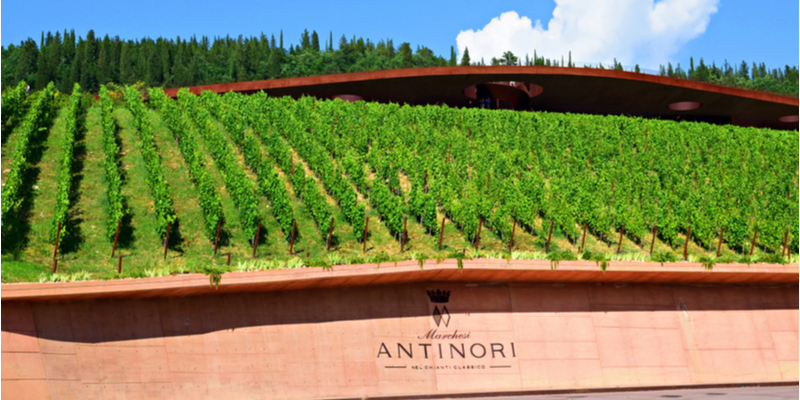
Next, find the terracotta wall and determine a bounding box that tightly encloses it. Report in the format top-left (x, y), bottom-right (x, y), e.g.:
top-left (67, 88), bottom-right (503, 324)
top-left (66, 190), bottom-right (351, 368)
top-left (2, 281), bottom-right (797, 399)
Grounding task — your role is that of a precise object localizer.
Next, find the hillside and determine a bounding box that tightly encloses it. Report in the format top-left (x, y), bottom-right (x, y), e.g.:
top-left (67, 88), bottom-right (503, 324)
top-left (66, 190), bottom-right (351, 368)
top-left (1, 85), bottom-right (797, 283)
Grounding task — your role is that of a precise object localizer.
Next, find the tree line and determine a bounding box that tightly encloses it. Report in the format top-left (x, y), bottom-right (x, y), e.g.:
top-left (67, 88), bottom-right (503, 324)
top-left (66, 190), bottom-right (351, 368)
top-left (2, 29), bottom-right (797, 97)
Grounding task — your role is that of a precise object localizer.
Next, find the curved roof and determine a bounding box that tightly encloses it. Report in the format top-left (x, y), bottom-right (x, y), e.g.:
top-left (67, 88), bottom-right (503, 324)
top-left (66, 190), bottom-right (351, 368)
top-left (162, 66), bottom-right (799, 130)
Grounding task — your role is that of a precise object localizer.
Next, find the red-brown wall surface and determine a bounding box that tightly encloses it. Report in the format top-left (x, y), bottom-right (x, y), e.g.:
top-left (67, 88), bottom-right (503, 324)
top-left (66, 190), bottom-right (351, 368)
top-left (2, 273), bottom-right (797, 399)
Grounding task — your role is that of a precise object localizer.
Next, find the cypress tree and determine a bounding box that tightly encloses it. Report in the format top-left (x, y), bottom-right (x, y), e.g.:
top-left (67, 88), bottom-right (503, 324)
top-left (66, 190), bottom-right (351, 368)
top-left (68, 40), bottom-right (82, 91)
top-left (311, 31), bottom-right (320, 52)
top-left (300, 29), bottom-right (311, 50)
top-left (145, 40), bottom-right (163, 86)
top-left (738, 61), bottom-right (749, 80)
top-left (448, 46), bottom-right (456, 66)
top-left (355, 37), bottom-right (365, 54)
top-left (55, 31), bottom-right (74, 93)
top-left (97, 35), bottom-right (117, 84)
top-left (267, 46), bottom-right (281, 79)
top-left (48, 31), bottom-right (62, 86)
top-left (14, 39), bottom-right (39, 87)
top-left (80, 30), bottom-right (98, 92)
top-left (35, 42), bottom-right (50, 89)
top-left (97, 39), bottom-right (109, 85)
top-left (398, 42), bottom-right (413, 68)
top-left (119, 41), bottom-right (134, 84)
top-left (386, 39), bottom-right (395, 56)
top-left (460, 47), bottom-right (471, 66)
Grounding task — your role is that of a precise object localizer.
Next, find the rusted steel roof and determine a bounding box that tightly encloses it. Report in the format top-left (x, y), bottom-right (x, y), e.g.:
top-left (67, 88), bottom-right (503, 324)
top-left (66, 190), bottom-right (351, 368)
top-left (162, 66), bottom-right (799, 130)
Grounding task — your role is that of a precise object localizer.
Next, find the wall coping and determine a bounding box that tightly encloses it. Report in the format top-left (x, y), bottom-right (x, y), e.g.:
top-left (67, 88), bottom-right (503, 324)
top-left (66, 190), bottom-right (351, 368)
top-left (2, 259), bottom-right (796, 302)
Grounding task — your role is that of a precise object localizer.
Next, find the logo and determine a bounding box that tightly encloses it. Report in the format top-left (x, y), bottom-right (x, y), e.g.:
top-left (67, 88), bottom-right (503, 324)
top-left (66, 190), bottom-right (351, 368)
top-left (427, 289), bottom-right (450, 327)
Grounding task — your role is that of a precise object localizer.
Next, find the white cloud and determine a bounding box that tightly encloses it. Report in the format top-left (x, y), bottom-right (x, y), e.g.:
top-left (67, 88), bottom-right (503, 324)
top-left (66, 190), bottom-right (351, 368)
top-left (456, 0), bottom-right (719, 68)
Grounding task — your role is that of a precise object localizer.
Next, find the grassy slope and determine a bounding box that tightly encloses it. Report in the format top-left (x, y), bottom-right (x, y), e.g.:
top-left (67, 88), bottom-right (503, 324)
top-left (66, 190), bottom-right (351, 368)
top-left (2, 100), bottom-right (792, 283)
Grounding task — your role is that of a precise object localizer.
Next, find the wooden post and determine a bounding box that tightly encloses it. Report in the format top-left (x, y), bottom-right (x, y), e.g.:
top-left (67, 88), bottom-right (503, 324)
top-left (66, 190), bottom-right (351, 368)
top-left (400, 216), bottom-right (408, 252)
top-left (475, 218), bottom-right (483, 249)
top-left (289, 220), bottom-right (297, 254)
top-left (580, 222), bottom-right (587, 251)
top-left (213, 219), bottom-right (222, 255)
top-left (716, 227), bottom-right (725, 257)
top-left (438, 217), bottom-right (446, 250)
top-left (53, 221), bottom-right (62, 260)
top-left (617, 225), bottom-right (625, 253)
top-left (609, 181), bottom-right (615, 207)
top-left (111, 220), bottom-right (121, 257)
top-left (650, 224), bottom-right (657, 255)
top-left (750, 229), bottom-right (758, 256)
top-left (227, 253), bottom-right (231, 266)
top-left (163, 222), bottom-right (170, 259)
top-left (117, 256), bottom-right (123, 274)
top-left (509, 219), bottom-right (517, 250)
top-left (326, 217), bottom-right (335, 251)
top-left (782, 231), bottom-right (789, 257)
top-left (545, 221), bottom-right (554, 252)
top-left (51, 221), bottom-right (62, 273)
top-left (362, 217), bottom-right (369, 252)
top-left (684, 225), bottom-right (691, 260)
top-left (252, 222), bottom-right (261, 257)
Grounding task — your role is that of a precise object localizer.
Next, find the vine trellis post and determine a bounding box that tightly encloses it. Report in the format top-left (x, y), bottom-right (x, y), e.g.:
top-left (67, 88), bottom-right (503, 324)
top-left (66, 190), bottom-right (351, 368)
top-left (438, 217), bottom-right (446, 250)
top-left (684, 225), bottom-right (691, 260)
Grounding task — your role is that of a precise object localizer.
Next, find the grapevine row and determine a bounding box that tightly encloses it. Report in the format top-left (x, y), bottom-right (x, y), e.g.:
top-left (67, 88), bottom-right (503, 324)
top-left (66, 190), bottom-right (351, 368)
top-left (98, 85), bottom-right (126, 240)
top-left (1, 81), bottom-right (28, 136)
top-left (123, 86), bottom-right (176, 239)
top-left (1, 82), bottom-right (56, 230)
top-left (50, 83), bottom-right (83, 244)
top-left (149, 88), bottom-right (224, 242)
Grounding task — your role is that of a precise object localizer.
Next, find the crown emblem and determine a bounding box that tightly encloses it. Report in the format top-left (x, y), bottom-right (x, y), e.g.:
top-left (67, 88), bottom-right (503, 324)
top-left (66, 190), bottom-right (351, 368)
top-left (427, 289), bottom-right (450, 303)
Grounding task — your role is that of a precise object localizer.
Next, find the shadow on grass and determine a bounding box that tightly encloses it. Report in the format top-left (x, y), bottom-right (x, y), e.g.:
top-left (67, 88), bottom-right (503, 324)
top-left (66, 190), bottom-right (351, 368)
top-left (166, 219), bottom-right (185, 254)
top-left (60, 112), bottom-right (88, 254)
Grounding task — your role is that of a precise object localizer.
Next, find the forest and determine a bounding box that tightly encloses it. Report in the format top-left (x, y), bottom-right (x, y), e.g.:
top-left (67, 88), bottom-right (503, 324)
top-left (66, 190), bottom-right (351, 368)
top-left (2, 29), bottom-right (798, 97)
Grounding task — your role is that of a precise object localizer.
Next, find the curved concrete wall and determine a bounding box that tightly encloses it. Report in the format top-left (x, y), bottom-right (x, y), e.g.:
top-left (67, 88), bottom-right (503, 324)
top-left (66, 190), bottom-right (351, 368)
top-left (2, 263), bottom-right (797, 399)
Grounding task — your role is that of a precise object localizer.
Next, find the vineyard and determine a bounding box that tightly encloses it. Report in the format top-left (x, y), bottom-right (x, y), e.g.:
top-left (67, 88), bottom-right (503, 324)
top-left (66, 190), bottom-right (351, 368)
top-left (1, 84), bottom-right (797, 282)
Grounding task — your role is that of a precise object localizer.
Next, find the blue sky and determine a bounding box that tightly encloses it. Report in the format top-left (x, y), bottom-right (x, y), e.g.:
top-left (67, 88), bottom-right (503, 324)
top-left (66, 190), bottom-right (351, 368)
top-left (1, 0), bottom-right (797, 71)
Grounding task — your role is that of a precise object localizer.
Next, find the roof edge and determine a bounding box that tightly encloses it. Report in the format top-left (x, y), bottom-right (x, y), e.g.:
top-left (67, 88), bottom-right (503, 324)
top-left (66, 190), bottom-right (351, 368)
top-left (161, 66), bottom-right (799, 107)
